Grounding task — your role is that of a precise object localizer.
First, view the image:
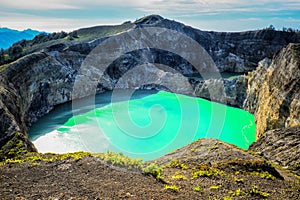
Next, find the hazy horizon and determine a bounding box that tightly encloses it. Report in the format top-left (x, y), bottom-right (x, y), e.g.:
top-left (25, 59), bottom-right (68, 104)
top-left (0, 0), bottom-right (299, 33)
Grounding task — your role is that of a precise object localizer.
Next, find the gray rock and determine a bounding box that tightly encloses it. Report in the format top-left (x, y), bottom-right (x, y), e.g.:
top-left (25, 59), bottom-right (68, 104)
top-left (250, 126), bottom-right (300, 175)
top-left (244, 43), bottom-right (300, 137)
top-left (192, 76), bottom-right (248, 107)
top-left (151, 18), bottom-right (300, 72)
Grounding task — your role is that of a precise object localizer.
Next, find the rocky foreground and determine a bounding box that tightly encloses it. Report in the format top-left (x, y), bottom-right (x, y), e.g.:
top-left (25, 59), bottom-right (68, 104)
top-left (0, 138), bottom-right (299, 199)
top-left (0, 15), bottom-right (300, 199)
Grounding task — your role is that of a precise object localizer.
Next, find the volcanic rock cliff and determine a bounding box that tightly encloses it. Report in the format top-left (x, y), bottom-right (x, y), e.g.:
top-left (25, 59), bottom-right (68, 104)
top-left (245, 43), bottom-right (300, 136)
top-left (250, 126), bottom-right (300, 175)
top-left (0, 15), bottom-right (300, 160)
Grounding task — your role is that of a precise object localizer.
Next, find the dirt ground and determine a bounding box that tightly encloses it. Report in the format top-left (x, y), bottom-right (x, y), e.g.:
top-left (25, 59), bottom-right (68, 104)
top-left (0, 139), bottom-right (299, 199)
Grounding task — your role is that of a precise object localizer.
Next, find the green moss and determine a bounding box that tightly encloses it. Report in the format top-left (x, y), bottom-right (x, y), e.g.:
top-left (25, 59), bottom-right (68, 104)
top-left (57, 152), bottom-right (92, 161)
top-left (94, 151), bottom-right (143, 170)
top-left (228, 188), bottom-right (246, 197)
top-left (164, 184), bottom-right (180, 192)
top-left (192, 166), bottom-right (225, 179)
top-left (247, 185), bottom-right (269, 198)
top-left (165, 159), bottom-right (189, 170)
top-left (210, 185), bottom-right (220, 189)
top-left (194, 186), bottom-right (203, 192)
top-left (233, 177), bottom-right (244, 183)
top-left (171, 172), bottom-right (188, 180)
top-left (229, 186), bottom-right (269, 198)
top-left (143, 162), bottom-right (164, 182)
top-left (3, 151), bottom-right (92, 164)
top-left (2, 150), bottom-right (143, 171)
top-left (0, 132), bottom-right (29, 161)
top-left (248, 171), bottom-right (276, 180)
top-left (218, 160), bottom-right (281, 180)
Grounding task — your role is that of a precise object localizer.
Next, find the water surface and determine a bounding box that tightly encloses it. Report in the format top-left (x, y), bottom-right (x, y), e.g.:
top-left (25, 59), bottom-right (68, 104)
top-left (30, 90), bottom-right (256, 160)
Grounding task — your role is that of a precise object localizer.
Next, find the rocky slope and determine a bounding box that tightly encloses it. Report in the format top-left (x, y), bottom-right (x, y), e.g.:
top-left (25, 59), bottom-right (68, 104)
top-left (147, 16), bottom-right (300, 73)
top-left (250, 126), bottom-right (300, 175)
top-left (1, 139), bottom-right (299, 199)
top-left (244, 43), bottom-right (300, 136)
top-left (192, 76), bottom-right (248, 107)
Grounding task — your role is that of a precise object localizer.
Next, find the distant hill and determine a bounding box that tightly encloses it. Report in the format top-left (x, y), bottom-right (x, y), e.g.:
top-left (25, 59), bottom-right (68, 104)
top-left (0, 28), bottom-right (43, 49)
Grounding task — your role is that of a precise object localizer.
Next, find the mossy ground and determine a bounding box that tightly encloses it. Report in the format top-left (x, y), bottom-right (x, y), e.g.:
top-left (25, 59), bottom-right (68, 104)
top-left (0, 132), bottom-right (29, 161)
top-left (1, 139), bottom-right (299, 199)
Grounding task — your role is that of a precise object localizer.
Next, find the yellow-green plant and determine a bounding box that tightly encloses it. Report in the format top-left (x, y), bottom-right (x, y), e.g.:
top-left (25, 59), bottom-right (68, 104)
top-left (164, 184), bottom-right (180, 192)
top-left (247, 185), bottom-right (269, 198)
top-left (192, 167), bottom-right (225, 179)
top-left (165, 159), bottom-right (189, 170)
top-left (143, 162), bottom-right (164, 181)
top-left (172, 172), bottom-right (188, 180)
top-left (228, 188), bottom-right (246, 197)
top-left (233, 177), bottom-right (244, 183)
top-left (194, 186), bottom-right (203, 192)
top-left (95, 151), bottom-right (143, 170)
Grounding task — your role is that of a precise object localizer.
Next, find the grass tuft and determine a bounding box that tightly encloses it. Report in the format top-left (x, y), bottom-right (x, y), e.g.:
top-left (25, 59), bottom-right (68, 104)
top-left (164, 184), bottom-right (180, 192)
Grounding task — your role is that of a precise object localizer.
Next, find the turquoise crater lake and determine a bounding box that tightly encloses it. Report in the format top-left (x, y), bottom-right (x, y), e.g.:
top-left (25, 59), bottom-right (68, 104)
top-left (29, 90), bottom-right (256, 161)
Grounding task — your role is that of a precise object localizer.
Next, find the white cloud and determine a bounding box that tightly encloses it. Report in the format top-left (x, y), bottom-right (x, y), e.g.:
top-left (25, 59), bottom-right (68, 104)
top-left (0, 0), bottom-right (299, 31)
top-left (0, 0), bottom-right (80, 10)
top-left (0, 11), bottom-right (124, 32)
top-left (1, 0), bottom-right (299, 14)
top-left (134, 0), bottom-right (300, 15)
top-left (0, 0), bottom-right (149, 10)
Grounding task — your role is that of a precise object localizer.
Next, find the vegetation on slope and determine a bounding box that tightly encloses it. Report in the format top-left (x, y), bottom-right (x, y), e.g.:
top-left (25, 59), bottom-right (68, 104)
top-left (0, 139), bottom-right (299, 199)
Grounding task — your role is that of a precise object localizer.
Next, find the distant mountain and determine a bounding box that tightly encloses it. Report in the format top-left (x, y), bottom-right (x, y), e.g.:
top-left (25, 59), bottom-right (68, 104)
top-left (0, 28), bottom-right (43, 49)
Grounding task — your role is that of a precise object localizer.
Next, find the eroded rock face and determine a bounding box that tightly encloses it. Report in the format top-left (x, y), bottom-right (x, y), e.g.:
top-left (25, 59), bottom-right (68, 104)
top-left (115, 63), bottom-right (194, 95)
top-left (250, 126), bottom-right (300, 175)
top-left (1, 51), bottom-right (85, 126)
top-left (244, 44), bottom-right (300, 137)
top-left (193, 76), bottom-right (248, 107)
top-left (0, 51), bottom-right (87, 158)
top-left (151, 18), bottom-right (300, 72)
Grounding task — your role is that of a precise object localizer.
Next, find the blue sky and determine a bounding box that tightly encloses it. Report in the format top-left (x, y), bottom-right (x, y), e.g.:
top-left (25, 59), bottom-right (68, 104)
top-left (0, 0), bottom-right (299, 32)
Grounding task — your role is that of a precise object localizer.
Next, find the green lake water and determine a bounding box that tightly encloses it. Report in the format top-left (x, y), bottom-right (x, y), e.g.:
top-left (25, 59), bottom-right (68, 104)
top-left (30, 90), bottom-right (256, 161)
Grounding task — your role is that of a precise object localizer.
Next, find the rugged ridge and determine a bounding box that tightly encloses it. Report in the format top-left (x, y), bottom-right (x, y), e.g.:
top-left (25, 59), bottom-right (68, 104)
top-left (148, 18), bottom-right (300, 72)
top-left (193, 76), bottom-right (248, 107)
top-left (250, 126), bottom-right (300, 175)
top-left (244, 43), bottom-right (300, 136)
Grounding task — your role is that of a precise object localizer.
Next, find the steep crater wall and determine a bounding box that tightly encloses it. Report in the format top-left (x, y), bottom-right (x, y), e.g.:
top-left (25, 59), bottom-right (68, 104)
top-left (245, 43), bottom-right (300, 137)
top-left (1, 16), bottom-right (300, 159)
